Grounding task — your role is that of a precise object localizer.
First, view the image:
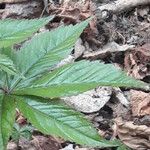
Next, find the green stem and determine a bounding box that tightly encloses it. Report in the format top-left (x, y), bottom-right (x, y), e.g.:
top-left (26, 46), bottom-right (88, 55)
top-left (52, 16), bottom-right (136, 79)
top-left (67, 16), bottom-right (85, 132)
top-left (9, 77), bottom-right (22, 93)
top-left (5, 72), bottom-right (9, 88)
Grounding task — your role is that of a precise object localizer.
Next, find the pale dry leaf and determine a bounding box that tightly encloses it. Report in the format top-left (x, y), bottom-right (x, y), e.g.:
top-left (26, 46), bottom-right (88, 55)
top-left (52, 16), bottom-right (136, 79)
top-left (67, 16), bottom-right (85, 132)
top-left (7, 142), bottom-right (17, 150)
top-left (113, 87), bottom-right (129, 107)
top-left (62, 87), bottom-right (112, 113)
top-left (60, 144), bottom-right (74, 150)
top-left (131, 90), bottom-right (150, 116)
top-left (74, 38), bottom-right (85, 59)
top-left (137, 6), bottom-right (149, 18)
top-left (115, 117), bottom-right (150, 150)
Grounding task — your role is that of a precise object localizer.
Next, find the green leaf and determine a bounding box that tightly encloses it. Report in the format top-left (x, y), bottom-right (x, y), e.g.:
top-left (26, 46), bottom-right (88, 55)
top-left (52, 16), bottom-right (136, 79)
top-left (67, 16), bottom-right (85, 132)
top-left (11, 123), bottom-right (33, 142)
top-left (117, 145), bottom-right (130, 150)
top-left (0, 16), bottom-right (54, 48)
top-left (0, 54), bottom-right (18, 75)
top-left (116, 140), bottom-right (131, 150)
top-left (11, 19), bottom-right (90, 89)
top-left (0, 95), bottom-right (16, 150)
top-left (16, 96), bottom-right (118, 148)
top-left (0, 72), bottom-right (6, 88)
top-left (13, 61), bottom-right (149, 98)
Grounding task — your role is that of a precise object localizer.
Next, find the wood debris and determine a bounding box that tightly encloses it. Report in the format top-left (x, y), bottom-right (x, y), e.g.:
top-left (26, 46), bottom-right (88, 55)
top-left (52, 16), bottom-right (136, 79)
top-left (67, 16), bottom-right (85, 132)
top-left (98, 0), bottom-right (150, 14)
top-left (0, 0), bottom-right (28, 3)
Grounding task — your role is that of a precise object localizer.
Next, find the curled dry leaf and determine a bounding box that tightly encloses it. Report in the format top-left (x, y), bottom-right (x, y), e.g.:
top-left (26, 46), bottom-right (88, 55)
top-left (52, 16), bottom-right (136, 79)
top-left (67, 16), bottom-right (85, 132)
top-left (115, 118), bottom-right (150, 150)
top-left (16, 109), bottom-right (27, 125)
top-left (131, 90), bottom-right (150, 116)
top-left (124, 43), bottom-right (150, 79)
top-left (48, 0), bottom-right (96, 23)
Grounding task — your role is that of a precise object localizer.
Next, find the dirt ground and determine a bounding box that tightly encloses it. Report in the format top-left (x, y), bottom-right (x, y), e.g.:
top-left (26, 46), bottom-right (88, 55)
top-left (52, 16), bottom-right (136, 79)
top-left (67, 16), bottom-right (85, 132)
top-left (0, 0), bottom-right (150, 150)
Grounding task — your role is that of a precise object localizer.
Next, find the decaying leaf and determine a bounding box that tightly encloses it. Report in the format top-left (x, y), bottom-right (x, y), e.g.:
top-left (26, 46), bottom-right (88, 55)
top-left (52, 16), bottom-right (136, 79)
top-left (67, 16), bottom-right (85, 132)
top-left (115, 118), bottom-right (150, 150)
top-left (8, 135), bottom-right (61, 150)
top-left (31, 136), bottom-right (61, 150)
top-left (48, 0), bottom-right (95, 22)
top-left (46, 0), bottom-right (100, 48)
top-left (63, 87), bottom-right (112, 113)
top-left (124, 43), bottom-right (150, 79)
top-left (131, 90), bottom-right (150, 116)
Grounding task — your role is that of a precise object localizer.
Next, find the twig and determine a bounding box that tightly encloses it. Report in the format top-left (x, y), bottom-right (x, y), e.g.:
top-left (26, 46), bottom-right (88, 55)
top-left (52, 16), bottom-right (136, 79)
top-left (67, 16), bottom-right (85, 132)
top-left (98, 0), bottom-right (150, 14)
top-left (0, 0), bottom-right (28, 3)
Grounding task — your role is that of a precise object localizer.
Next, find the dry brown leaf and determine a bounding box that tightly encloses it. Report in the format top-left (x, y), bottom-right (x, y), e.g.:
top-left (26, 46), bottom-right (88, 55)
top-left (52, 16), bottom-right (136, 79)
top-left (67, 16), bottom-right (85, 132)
top-left (48, 0), bottom-right (95, 22)
top-left (31, 135), bottom-right (61, 150)
top-left (16, 109), bottom-right (27, 125)
top-left (115, 117), bottom-right (150, 150)
top-left (124, 43), bottom-right (150, 79)
top-left (47, 0), bottom-right (102, 48)
top-left (8, 135), bottom-right (62, 150)
top-left (131, 90), bottom-right (150, 116)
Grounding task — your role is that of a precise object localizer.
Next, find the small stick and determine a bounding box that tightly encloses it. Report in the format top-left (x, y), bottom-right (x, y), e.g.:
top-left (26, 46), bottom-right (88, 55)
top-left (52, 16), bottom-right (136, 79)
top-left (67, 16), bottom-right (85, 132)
top-left (0, 0), bottom-right (27, 3)
top-left (98, 0), bottom-right (150, 13)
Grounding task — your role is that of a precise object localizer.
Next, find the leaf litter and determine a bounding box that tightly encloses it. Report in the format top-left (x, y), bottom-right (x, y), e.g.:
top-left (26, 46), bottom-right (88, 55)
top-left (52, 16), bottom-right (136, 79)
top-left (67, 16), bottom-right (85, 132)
top-left (1, 0), bottom-right (150, 149)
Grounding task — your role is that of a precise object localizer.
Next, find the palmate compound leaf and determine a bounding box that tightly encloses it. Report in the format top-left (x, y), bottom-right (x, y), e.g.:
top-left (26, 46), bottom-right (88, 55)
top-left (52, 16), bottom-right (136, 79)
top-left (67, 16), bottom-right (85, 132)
top-left (10, 19), bottom-right (90, 89)
top-left (0, 54), bottom-right (18, 75)
top-left (13, 61), bottom-right (149, 98)
top-left (0, 95), bottom-right (16, 150)
top-left (0, 16), bottom-right (54, 48)
top-left (16, 96), bottom-right (118, 148)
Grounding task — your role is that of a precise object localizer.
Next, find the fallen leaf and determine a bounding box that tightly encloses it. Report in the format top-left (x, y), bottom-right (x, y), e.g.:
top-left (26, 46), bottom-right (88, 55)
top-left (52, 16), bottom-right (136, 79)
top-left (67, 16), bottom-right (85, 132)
top-left (113, 87), bottom-right (129, 107)
top-left (131, 90), bottom-right (150, 116)
top-left (124, 43), bottom-right (150, 79)
top-left (31, 135), bottom-right (61, 150)
top-left (115, 117), bottom-right (150, 150)
top-left (63, 87), bottom-right (112, 113)
top-left (74, 38), bottom-right (85, 59)
top-left (7, 142), bottom-right (17, 150)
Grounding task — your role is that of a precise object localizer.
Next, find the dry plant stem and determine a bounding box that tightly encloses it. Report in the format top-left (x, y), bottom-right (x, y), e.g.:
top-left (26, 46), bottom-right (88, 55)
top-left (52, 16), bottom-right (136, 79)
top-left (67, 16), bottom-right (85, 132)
top-left (0, 0), bottom-right (28, 3)
top-left (98, 0), bottom-right (150, 13)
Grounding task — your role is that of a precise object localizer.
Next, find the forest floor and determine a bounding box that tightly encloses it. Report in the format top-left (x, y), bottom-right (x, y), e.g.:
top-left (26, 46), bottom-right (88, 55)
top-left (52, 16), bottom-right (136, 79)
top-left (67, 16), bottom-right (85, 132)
top-left (0, 0), bottom-right (150, 150)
